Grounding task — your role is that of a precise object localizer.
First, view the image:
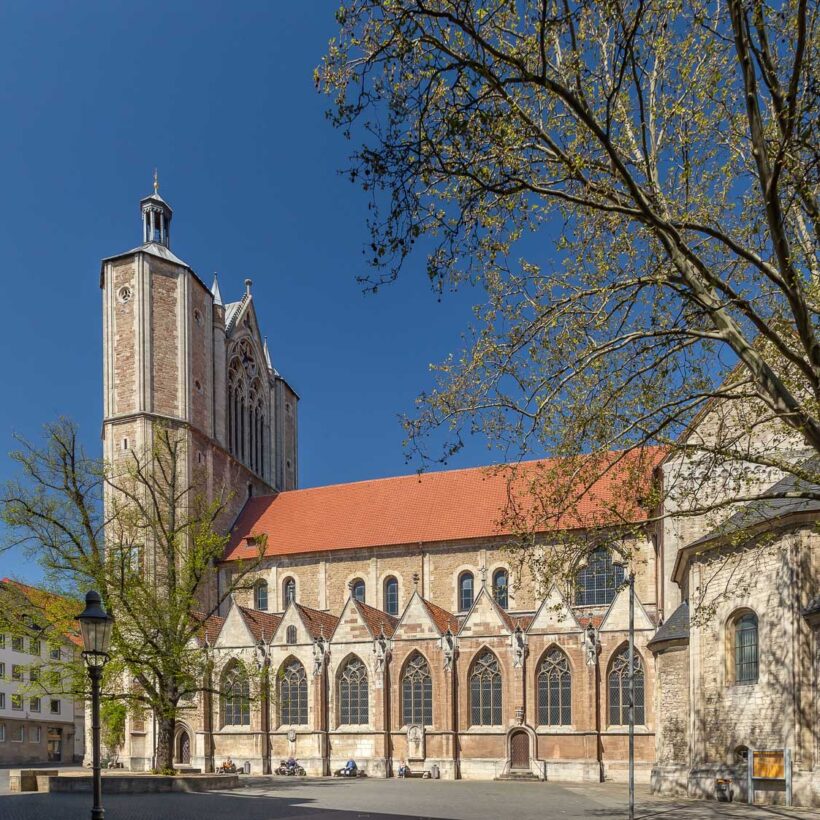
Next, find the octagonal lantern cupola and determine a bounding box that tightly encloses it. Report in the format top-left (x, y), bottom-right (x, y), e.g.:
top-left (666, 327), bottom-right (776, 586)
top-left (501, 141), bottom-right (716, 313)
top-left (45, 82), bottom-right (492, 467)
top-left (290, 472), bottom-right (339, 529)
top-left (140, 169), bottom-right (173, 248)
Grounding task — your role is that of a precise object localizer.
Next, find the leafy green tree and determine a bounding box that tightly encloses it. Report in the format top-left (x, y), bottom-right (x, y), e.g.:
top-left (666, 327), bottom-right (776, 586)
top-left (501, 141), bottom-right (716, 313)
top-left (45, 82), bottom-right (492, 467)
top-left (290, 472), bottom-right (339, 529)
top-left (319, 0), bottom-right (820, 596)
top-left (2, 420), bottom-right (264, 771)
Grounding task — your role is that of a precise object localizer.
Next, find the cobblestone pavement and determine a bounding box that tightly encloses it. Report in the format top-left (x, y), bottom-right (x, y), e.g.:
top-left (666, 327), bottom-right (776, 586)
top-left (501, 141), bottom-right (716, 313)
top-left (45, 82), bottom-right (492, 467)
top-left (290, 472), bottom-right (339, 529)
top-left (0, 777), bottom-right (815, 820)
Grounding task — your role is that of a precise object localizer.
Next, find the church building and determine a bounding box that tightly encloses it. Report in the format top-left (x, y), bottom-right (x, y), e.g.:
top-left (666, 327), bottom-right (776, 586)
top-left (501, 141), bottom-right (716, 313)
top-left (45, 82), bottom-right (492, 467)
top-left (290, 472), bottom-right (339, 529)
top-left (100, 185), bottom-right (820, 805)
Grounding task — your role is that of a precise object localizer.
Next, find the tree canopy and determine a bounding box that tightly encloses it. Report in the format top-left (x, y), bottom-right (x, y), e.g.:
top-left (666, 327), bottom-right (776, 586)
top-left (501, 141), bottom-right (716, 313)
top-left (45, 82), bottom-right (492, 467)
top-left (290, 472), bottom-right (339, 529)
top-left (318, 0), bottom-right (820, 536)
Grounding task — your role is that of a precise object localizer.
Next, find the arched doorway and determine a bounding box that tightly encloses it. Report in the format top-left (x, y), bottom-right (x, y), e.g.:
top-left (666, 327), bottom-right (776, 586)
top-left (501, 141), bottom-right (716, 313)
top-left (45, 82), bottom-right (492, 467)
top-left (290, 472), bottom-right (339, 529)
top-left (509, 729), bottom-right (530, 770)
top-left (176, 729), bottom-right (191, 765)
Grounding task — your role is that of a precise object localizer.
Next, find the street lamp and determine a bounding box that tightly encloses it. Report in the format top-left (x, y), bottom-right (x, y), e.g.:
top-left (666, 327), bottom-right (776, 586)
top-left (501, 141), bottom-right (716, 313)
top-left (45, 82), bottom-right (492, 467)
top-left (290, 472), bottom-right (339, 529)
top-left (77, 590), bottom-right (113, 820)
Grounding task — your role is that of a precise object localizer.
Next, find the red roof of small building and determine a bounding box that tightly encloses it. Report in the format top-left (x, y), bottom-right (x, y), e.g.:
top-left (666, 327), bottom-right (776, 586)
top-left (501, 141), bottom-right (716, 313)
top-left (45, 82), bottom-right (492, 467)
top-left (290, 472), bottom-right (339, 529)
top-left (1, 578), bottom-right (84, 647)
top-left (224, 449), bottom-right (663, 562)
top-left (238, 607), bottom-right (282, 643)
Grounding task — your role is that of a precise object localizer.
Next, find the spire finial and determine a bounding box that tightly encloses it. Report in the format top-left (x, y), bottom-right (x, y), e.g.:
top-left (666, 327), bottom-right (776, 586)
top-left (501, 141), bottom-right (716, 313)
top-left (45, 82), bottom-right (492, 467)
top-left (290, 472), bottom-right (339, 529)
top-left (153, 168), bottom-right (159, 193)
top-left (211, 273), bottom-right (223, 307)
top-left (412, 572), bottom-right (420, 591)
top-left (244, 278), bottom-right (253, 296)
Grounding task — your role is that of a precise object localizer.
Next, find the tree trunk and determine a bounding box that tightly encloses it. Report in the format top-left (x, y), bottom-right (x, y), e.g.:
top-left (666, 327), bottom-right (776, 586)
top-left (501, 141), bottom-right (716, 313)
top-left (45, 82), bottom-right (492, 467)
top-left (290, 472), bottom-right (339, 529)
top-left (155, 712), bottom-right (176, 772)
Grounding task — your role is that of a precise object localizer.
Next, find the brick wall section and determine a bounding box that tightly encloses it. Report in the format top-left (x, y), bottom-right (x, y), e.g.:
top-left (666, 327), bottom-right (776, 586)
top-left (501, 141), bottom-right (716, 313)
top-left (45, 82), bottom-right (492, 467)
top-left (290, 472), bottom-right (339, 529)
top-left (111, 261), bottom-right (136, 414)
top-left (190, 280), bottom-right (211, 436)
top-left (149, 261), bottom-right (179, 417)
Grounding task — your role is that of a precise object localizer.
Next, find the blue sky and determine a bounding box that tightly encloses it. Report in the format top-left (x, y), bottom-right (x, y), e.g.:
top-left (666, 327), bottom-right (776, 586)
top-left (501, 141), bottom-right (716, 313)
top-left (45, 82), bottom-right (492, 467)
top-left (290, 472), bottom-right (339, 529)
top-left (0, 2), bottom-right (519, 583)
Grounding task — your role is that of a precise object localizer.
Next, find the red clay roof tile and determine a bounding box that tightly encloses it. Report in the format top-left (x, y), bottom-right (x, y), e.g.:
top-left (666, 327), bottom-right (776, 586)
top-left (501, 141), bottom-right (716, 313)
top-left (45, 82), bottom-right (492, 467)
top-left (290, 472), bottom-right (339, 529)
top-left (224, 449), bottom-right (662, 562)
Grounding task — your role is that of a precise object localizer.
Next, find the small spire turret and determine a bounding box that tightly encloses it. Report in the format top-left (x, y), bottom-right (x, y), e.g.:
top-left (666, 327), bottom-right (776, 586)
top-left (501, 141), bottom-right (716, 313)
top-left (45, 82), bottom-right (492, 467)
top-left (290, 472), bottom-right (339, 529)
top-left (140, 170), bottom-right (173, 248)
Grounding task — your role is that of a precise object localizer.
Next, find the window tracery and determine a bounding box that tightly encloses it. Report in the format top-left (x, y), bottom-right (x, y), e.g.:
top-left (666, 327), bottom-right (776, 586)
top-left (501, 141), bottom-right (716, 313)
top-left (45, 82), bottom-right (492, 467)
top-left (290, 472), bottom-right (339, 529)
top-left (608, 646), bottom-right (644, 725)
top-left (402, 652), bottom-right (432, 726)
top-left (227, 340), bottom-right (266, 477)
top-left (279, 659), bottom-right (308, 725)
top-left (537, 647), bottom-right (572, 726)
top-left (469, 650), bottom-right (502, 726)
top-left (338, 657), bottom-right (369, 725)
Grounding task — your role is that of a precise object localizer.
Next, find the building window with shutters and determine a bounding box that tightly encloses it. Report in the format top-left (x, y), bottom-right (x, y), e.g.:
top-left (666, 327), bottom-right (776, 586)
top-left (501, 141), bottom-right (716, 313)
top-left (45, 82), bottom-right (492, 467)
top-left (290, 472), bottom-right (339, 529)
top-left (608, 645), bottom-right (644, 726)
top-left (469, 650), bottom-right (502, 726)
top-left (279, 659), bottom-right (308, 726)
top-left (338, 656), bottom-right (369, 725)
top-left (401, 652), bottom-right (432, 726)
top-left (537, 647), bottom-right (572, 726)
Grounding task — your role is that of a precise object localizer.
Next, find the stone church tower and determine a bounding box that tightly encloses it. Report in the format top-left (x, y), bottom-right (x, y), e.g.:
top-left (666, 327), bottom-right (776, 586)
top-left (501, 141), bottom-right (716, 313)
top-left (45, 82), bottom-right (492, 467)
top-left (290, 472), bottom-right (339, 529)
top-left (100, 179), bottom-right (298, 529)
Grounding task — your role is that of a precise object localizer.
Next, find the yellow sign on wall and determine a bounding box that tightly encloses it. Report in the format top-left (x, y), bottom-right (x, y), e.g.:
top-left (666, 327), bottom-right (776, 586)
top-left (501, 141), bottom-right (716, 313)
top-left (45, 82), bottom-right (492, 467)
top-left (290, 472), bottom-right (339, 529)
top-left (753, 751), bottom-right (785, 780)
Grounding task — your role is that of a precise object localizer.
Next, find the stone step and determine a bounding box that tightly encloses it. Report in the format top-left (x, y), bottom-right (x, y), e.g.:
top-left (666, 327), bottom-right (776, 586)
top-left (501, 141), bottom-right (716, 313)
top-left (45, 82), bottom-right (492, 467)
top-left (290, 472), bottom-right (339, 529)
top-left (497, 771), bottom-right (541, 781)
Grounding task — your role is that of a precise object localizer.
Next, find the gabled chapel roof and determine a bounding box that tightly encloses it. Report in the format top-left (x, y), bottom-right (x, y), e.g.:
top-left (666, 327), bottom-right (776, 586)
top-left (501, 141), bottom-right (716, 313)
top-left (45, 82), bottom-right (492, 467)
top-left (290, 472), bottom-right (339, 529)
top-left (224, 448), bottom-right (663, 562)
top-left (238, 606), bottom-right (282, 643)
top-left (294, 603), bottom-right (340, 640)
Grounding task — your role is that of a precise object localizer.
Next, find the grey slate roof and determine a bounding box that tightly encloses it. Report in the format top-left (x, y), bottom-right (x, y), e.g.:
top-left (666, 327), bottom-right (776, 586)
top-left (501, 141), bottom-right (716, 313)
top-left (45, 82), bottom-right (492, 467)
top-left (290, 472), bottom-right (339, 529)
top-left (102, 241), bottom-right (190, 270)
top-left (647, 601), bottom-right (689, 650)
top-left (687, 461), bottom-right (820, 550)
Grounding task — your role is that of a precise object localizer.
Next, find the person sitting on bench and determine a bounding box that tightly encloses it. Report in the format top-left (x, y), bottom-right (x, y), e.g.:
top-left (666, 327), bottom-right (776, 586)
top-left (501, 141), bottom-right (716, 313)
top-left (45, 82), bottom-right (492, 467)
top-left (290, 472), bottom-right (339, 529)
top-left (397, 759), bottom-right (409, 778)
top-left (336, 759), bottom-right (358, 777)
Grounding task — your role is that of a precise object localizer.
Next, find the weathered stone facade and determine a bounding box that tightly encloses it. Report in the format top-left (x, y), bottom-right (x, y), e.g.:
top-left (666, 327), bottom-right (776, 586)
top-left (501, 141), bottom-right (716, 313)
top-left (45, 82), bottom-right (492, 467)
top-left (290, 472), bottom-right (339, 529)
top-left (101, 187), bottom-right (819, 805)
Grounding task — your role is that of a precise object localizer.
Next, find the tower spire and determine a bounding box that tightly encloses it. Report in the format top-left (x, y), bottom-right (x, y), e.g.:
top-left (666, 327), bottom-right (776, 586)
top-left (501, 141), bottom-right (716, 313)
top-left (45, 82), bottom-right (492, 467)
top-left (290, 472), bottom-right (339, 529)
top-left (140, 173), bottom-right (173, 248)
top-left (211, 273), bottom-right (223, 306)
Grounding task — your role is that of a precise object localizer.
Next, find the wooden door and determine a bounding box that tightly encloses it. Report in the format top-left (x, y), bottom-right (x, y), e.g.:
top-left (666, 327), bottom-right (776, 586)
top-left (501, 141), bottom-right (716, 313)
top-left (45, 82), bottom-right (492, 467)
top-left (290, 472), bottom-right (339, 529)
top-left (510, 730), bottom-right (529, 769)
top-left (179, 731), bottom-right (191, 764)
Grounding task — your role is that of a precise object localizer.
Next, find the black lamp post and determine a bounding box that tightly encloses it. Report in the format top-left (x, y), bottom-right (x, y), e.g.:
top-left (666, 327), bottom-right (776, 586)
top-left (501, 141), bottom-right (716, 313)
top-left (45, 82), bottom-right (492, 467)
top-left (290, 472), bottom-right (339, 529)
top-left (77, 590), bottom-right (113, 820)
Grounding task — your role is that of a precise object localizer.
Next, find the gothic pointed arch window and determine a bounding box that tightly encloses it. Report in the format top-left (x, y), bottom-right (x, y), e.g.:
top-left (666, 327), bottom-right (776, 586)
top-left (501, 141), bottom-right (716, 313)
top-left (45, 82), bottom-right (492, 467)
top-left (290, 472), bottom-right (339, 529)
top-left (537, 647), bottom-right (572, 726)
top-left (458, 571), bottom-right (474, 611)
top-left (384, 576), bottom-right (399, 616)
top-left (469, 650), bottom-right (502, 726)
top-left (227, 341), bottom-right (266, 477)
top-left (286, 625), bottom-right (297, 644)
top-left (576, 547), bottom-right (625, 606)
top-left (279, 658), bottom-right (308, 726)
top-left (254, 580), bottom-right (268, 611)
top-left (338, 656), bottom-right (369, 725)
top-left (401, 652), bottom-right (432, 726)
top-left (493, 569), bottom-right (509, 609)
top-left (221, 662), bottom-right (250, 727)
top-left (608, 645), bottom-right (645, 725)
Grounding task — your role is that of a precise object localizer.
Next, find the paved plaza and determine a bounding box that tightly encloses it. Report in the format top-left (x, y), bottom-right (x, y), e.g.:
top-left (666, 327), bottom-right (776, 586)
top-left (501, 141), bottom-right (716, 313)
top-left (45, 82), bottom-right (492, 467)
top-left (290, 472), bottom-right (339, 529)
top-left (0, 774), bottom-right (816, 820)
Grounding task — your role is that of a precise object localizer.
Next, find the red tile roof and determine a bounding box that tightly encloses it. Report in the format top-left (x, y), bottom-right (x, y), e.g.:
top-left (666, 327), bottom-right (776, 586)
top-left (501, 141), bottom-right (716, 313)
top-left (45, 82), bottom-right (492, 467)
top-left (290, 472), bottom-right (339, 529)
top-left (224, 449), bottom-right (662, 562)
top-left (295, 603), bottom-right (339, 640)
top-left (419, 598), bottom-right (459, 635)
top-left (191, 611), bottom-right (225, 647)
top-left (238, 607), bottom-right (282, 643)
top-left (353, 599), bottom-right (399, 638)
top-left (1, 578), bottom-right (84, 647)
